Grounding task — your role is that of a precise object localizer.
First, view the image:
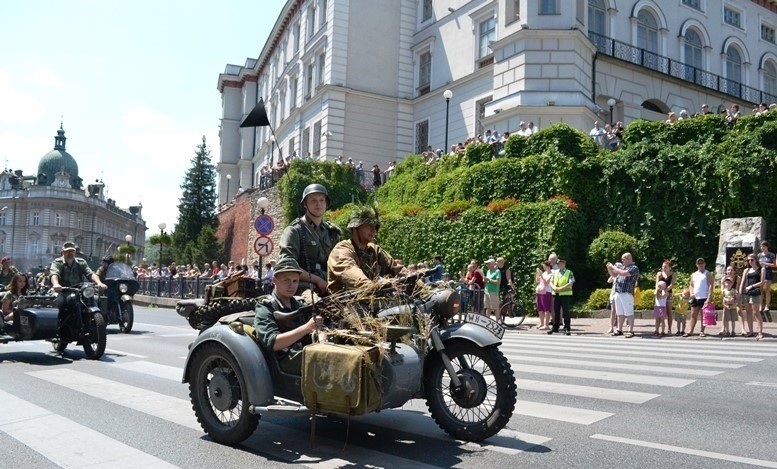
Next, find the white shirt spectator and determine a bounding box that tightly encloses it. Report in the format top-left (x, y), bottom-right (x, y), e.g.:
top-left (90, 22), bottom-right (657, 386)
top-left (589, 121), bottom-right (605, 147)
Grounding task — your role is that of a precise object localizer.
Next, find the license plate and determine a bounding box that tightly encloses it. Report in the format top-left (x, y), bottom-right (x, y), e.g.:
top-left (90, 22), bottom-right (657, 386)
top-left (465, 313), bottom-right (505, 340)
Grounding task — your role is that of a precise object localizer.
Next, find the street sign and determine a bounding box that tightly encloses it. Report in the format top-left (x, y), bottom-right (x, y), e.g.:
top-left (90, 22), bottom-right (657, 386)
top-left (255, 214), bottom-right (275, 235)
top-left (254, 235), bottom-right (274, 256)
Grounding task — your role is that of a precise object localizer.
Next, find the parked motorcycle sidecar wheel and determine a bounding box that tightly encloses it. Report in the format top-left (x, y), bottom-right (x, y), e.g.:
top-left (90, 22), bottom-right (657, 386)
top-left (189, 342), bottom-right (259, 445)
top-left (82, 312), bottom-right (107, 360)
top-left (424, 341), bottom-right (516, 442)
top-left (118, 301), bottom-right (134, 334)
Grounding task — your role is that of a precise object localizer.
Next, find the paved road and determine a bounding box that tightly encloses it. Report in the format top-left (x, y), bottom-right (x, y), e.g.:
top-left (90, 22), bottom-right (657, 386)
top-left (1, 307), bottom-right (776, 468)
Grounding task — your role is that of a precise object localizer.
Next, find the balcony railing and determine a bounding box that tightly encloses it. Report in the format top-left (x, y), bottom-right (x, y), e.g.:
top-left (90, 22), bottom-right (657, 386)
top-left (589, 31), bottom-right (777, 105)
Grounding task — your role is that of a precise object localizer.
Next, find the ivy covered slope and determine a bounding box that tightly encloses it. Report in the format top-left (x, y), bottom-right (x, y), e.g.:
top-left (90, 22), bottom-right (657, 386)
top-left (278, 160), bottom-right (367, 222)
top-left (371, 114), bottom-right (777, 302)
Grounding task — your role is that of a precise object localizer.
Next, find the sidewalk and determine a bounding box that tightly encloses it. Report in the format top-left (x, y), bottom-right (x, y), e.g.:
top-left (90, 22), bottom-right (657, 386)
top-left (515, 315), bottom-right (777, 341)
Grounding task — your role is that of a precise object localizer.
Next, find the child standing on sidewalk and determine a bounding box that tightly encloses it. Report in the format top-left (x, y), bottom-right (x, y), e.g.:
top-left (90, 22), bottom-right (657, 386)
top-left (653, 281), bottom-right (668, 336)
top-left (674, 289), bottom-right (690, 335)
top-left (720, 277), bottom-right (739, 337)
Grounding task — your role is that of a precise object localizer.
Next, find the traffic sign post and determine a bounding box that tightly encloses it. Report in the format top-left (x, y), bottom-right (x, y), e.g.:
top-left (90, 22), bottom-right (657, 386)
top-left (255, 214), bottom-right (275, 235)
top-left (254, 235), bottom-right (274, 256)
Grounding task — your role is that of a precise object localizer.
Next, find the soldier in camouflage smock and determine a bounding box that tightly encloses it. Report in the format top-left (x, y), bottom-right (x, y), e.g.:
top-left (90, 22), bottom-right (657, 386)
top-left (279, 184), bottom-right (341, 295)
top-left (327, 206), bottom-right (404, 294)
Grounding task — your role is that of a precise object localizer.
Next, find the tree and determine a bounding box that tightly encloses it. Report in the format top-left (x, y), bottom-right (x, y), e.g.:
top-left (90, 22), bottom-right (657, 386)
top-left (172, 136), bottom-right (219, 262)
top-left (189, 225), bottom-right (223, 268)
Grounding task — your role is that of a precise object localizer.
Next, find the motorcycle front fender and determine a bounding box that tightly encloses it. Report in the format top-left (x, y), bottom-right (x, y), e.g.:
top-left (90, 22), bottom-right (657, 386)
top-left (88, 306), bottom-right (102, 315)
top-left (120, 295), bottom-right (133, 302)
top-left (438, 321), bottom-right (502, 348)
top-left (182, 324), bottom-right (274, 406)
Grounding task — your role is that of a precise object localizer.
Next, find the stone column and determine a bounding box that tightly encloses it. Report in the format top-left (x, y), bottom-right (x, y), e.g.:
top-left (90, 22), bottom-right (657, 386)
top-left (715, 217), bottom-right (766, 280)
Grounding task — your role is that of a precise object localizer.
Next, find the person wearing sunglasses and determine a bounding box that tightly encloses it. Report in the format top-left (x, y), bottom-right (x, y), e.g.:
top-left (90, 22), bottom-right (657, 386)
top-left (740, 255), bottom-right (766, 339)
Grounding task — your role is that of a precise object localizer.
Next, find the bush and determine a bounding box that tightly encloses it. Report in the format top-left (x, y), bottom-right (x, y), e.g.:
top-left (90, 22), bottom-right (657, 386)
top-left (525, 122), bottom-right (599, 161)
top-left (585, 288), bottom-right (611, 310)
top-left (587, 230), bottom-right (639, 280)
top-left (278, 160), bottom-right (366, 223)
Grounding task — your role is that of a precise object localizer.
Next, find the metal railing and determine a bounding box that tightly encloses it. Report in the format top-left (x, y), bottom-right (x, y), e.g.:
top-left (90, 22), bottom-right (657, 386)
top-left (138, 277), bottom-right (274, 299)
top-left (589, 31), bottom-right (777, 105)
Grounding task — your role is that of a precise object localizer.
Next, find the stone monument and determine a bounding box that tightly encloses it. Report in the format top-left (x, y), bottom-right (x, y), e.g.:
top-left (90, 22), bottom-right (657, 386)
top-left (715, 217), bottom-right (766, 280)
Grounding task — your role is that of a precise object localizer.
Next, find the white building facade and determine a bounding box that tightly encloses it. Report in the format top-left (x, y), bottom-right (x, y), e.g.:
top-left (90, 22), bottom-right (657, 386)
top-left (217, 0), bottom-right (777, 203)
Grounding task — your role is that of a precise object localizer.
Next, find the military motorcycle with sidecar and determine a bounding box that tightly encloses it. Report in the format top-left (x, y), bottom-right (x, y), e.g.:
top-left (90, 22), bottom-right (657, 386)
top-left (178, 276), bottom-right (517, 445)
top-left (0, 283), bottom-right (107, 359)
top-left (99, 261), bottom-right (138, 333)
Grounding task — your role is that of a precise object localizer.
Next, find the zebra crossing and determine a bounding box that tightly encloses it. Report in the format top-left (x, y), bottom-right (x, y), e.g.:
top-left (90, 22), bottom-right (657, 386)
top-left (2, 329), bottom-right (777, 468)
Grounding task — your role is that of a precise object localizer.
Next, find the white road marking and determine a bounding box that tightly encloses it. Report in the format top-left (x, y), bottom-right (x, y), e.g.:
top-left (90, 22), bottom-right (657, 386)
top-left (0, 389), bottom-right (180, 468)
top-left (591, 434), bottom-right (777, 468)
top-left (113, 360), bottom-right (182, 381)
top-left (507, 354), bottom-right (722, 377)
top-left (159, 333), bottom-right (199, 338)
top-left (515, 364), bottom-right (695, 387)
top-left (500, 343), bottom-right (744, 368)
top-left (104, 348), bottom-right (148, 358)
top-left (746, 381), bottom-right (777, 388)
top-left (515, 400), bottom-right (613, 425)
top-left (516, 378), bottom-right (659, 404)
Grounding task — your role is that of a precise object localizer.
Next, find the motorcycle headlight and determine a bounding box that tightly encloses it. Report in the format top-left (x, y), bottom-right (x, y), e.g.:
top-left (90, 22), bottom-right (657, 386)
top-left (431, 289), bottom-right (460, 319)
top-left (119, 283), bottom-right (129, 293)
top-left (82, 285), bottom-right (96, 298)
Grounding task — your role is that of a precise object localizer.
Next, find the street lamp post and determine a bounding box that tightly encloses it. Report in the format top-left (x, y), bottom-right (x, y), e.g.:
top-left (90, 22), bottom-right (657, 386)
top-left (225, 174), bottom-right (231, 203)
top-left (607, 98), bottom-right (617, 123)
top-left (256, 196), bottom-right (270, 291)
top-left (443, 89), bottom-right (453, 154)
top-left (158, 223), bottom-right (167, 274)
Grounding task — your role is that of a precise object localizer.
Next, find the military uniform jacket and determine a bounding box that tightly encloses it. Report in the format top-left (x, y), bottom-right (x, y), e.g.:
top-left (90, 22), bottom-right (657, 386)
top-left (327, 239), bottom-right (403, 294)
top-left (253, 292), bottom-right (306, 362)
top-left (49, 257), bottom-right (94, 287)
top-left (279, 214), bottom-right (341, 291)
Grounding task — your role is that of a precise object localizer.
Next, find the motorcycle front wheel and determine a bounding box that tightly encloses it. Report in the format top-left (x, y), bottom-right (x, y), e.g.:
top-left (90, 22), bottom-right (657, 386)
top-left (118, 301), bottom-right (134, 334)
top-left (424, 340), bottom-right (516, 441)
top-left (82, 312), bottom-right (107, 360)
top-left (189, 342), bottom-right (259, 445)
top-left (52, 341), bottom-right (68, 353)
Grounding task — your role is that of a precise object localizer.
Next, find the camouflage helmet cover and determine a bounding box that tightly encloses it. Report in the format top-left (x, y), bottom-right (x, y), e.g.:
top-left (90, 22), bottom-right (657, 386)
top-left (300, 183), bottom-right (330, 207)
top-left (347, 205), bottom-right (380, 229)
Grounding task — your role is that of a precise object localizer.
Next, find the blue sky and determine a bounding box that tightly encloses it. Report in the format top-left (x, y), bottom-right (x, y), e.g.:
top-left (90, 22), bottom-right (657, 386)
top-left (0, 0), bottom-right (286, 237)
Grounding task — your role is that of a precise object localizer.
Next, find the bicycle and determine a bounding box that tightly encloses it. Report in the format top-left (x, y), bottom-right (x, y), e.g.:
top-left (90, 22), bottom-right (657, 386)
top-left (498, 288), bottom-right (526, 329)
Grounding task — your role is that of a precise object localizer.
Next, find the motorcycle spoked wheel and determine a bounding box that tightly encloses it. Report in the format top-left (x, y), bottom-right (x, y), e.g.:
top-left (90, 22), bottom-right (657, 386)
top-left (189, 342), bottom-right (259, 445)
top-left (424, 340), bottom-right (516, 442)
top-left (118, 301), bottom-right (134, 334)
top-left (82, 312), bottom-right (107, 360)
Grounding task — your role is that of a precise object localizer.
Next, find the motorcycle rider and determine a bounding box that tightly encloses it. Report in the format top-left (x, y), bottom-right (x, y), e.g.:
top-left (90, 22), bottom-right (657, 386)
top-left (95, 256), bottom-right (114, 283)
top-left (253, 256), bottom-right (324, 374)
top-left (327, 205), bottom-right (405, 294)
top-left (50, 242), bottom-right (107, 312)
top-left (279, 183), bottom-right (341, 295)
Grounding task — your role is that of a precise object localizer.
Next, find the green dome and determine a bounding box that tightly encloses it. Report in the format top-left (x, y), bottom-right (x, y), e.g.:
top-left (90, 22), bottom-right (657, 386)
top-left (37, 126), bottom-right (81, 189)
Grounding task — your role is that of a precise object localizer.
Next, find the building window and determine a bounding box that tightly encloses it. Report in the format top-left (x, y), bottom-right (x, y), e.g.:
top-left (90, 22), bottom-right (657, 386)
top-left (32, 212), bottom-right (39, 226)
top-left (764, 61), bottom-right (777, 97)
top-left (305, 62), bottom-right (314, 99)
top-left (288, 137), bottom-right (296, 157)
top-left (588, 0), bottom-right (606, 36)
top-left (302, 127), bottom-right (310, 158)
top-left (317, 52), bottom-right (326, 87)
top-left (422, 0), bottom-right (433, 22)
top-left (279, 91), bottom-right (286, 120)
top-left (539, 0), bottom-right (559, 15)
top-left (418, 50), bottom-right (431, 95)
top-left (55, 213), bottom-right (63, 227)
top-left (312, 121), bottom-right (322, 158)
top-left (478, 17), bottom-right (495, 59)
top-left (637, 10), bottom-right (659, 53)
top-left (30, 239), bottom-right (38, 255)
top-left (293, 22), bottom-right (300, 52)
top-left (682, 0), bottom-right (702, 11)
top-left (762, 24), bottom-right (776, 44)
top-left (474, 96), bottom-right (493, 138)
top-left (684, 29), bottom-right (703, 70)
top-left (0, 237), bottom-right (4, 254)
top-left (0, 213), bottom-right (4, 226)
top-left (415, 120), bottom-right (429, 154)
top-left (726, 45), bottom-right (742, 84)
top-left (307, 4), bottom-right (316, 38)
top-left (507, 0), bottom-right (520, 23)
top-left (290, 77), bottom-right (298, 109)
top-left (724, 6), bottom-right (741, 29)
top-left (319, 0), bottom-right (327, 27)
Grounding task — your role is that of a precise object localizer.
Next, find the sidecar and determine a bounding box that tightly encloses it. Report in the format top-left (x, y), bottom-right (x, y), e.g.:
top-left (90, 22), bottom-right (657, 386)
top-left (0, 296), bottom-right (59, 342)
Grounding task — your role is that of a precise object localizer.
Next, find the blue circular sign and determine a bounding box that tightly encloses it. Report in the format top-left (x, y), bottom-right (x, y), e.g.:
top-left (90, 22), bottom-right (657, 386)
top-left (255, 214), bottom-right (275, 235)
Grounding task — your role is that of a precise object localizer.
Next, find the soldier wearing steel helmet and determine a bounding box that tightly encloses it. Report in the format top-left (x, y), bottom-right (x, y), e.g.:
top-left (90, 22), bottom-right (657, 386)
top-left (327, 205), bottom-right (405, 294)
top-left (278, 183), bottom-right (342, 295)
